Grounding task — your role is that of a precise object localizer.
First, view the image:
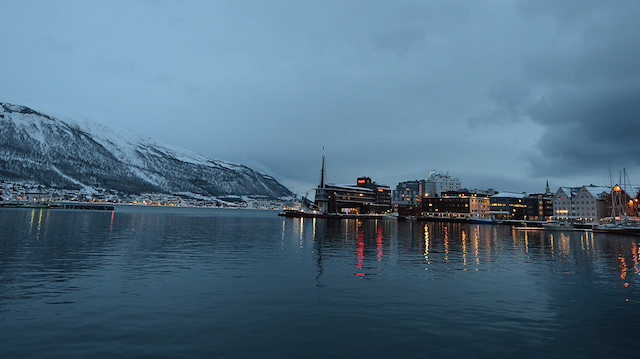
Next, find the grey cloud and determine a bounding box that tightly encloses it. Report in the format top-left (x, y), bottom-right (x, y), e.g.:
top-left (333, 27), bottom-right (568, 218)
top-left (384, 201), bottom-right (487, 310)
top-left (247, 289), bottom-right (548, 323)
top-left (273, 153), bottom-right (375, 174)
top-left (527, 80), bottom-right (640, 175)
top-left (470, 1), bottom-right (640, 180)
top-left (523, 1), bottom-right (640, 177)
top-left (468, 80), bottom-right (532, 126)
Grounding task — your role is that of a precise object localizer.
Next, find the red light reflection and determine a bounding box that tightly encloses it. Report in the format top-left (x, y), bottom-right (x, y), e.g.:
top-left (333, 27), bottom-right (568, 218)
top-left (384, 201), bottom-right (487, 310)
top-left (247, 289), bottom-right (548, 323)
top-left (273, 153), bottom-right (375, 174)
top-left (376, 225), bottom-right (383, 262)
top-left (110, 210), bottom-right (115, 234)
top-left (355, 229), bottom-right (365, 277)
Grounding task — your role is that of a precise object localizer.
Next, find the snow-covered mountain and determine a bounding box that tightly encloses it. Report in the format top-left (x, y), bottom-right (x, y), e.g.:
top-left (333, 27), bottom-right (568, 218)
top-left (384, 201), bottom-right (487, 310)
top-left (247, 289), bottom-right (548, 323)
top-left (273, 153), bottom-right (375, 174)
top-left (0, 102), bottom-right (291, 198)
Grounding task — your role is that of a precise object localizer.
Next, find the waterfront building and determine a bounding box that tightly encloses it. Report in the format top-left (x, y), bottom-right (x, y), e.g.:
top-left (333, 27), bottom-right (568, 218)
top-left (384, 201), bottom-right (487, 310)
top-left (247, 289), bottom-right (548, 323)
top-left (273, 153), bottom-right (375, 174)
top-left (604, 184), bottom-right (640, 219)
top-left (574, 186), bottom-right (610, 222)
top-left (525, 193), bottom-right (554, 221)
top-left (392, 179), bottom-right (425, 216)
top-left (392, 180), bottom-right (424, 206)
top-left (525, 181), bottom-right (554, 221)
top-left (315, 177), bottom-right (391, 214)
top-left (489, 192), bottom-right (528, 220)
top-left (313, 156), bottom-right (391, 214)
top-left (424, 173), bottom-right (461, 196)
top-left (553, 185), bottom-right (610, 222)
top-left (553, 187), bottom-right (579, 220)
top-left (421, 190), bottom-right (490, 219)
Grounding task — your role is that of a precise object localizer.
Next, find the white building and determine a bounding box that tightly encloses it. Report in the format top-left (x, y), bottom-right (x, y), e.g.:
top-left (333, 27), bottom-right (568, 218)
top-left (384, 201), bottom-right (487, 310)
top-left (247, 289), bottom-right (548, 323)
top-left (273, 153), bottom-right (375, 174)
top-left (425, 173), bottom-right (461, 197)
top-left (469, 194), bottom-right (491, 218)
top-left (553, 186), bottom-right (610, 222)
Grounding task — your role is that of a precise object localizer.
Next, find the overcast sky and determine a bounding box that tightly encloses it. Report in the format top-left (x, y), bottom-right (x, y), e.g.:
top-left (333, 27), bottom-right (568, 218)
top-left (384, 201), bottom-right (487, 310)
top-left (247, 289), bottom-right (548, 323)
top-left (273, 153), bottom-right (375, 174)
top-left (2, 0), bottom-right (639, 195)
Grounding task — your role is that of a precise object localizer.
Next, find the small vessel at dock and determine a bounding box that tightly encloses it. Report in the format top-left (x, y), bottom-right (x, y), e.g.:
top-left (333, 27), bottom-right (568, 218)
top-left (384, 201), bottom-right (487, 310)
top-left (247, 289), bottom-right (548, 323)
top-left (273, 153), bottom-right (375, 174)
top-left (543, 220), bottom-right (573, 231)
top-left (468, 215), bottom-right (497, 224)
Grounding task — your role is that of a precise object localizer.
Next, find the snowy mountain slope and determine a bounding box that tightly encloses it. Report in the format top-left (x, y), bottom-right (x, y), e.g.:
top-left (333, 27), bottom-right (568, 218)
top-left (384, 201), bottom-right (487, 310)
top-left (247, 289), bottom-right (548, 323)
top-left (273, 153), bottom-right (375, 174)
top-left (0, 102), bottom-right (291, 198)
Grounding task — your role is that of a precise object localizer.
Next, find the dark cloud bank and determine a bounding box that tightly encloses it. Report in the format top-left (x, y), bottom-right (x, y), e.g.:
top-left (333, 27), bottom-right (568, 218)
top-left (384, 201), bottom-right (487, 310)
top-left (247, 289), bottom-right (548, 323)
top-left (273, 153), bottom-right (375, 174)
top-left (478, 1), bottom-right (640, 183)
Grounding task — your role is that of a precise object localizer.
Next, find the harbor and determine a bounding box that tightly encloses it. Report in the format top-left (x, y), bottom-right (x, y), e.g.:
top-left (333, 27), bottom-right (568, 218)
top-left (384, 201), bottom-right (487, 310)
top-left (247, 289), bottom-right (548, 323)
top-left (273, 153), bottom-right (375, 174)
top-left (281, 157), bottom-right (640, 236)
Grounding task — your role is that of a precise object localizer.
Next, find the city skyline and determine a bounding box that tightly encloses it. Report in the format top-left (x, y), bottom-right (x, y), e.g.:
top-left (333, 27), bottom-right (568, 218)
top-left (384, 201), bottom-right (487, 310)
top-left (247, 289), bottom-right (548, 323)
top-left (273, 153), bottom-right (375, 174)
top-left (2, 1), bottom-right (639, 195)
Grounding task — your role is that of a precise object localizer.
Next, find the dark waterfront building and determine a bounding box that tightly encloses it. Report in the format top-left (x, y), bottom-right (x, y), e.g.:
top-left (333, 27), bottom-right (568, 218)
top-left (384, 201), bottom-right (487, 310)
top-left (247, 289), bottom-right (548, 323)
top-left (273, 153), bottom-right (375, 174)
top-left (489, 190), bottom-right (553, 221)
top-left (489, 192), bottom-right (528, 220)
top-left (526, 193), bottom-right (554, 221)
top-left (315, 177), bottom-right (391, 214)
top-left (421, 190), bottom-right (490, 219)
top-left (397, 204), bottom-right (422, 216)
top-left (313, 157), bottom-right (391, 214)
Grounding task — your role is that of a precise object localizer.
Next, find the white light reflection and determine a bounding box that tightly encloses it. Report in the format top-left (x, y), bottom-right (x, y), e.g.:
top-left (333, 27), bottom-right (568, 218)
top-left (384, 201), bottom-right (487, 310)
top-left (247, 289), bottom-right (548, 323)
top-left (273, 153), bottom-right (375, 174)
top-left (281, 219), bottom-right (286, 250)
top-left (299, 218), bottom-right (304, 248)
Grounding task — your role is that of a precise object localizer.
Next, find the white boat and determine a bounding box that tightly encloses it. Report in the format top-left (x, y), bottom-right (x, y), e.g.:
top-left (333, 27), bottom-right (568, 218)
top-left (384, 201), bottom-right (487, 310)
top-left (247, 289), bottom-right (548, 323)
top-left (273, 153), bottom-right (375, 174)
top-left (543, 220), bottom-right (573, 231)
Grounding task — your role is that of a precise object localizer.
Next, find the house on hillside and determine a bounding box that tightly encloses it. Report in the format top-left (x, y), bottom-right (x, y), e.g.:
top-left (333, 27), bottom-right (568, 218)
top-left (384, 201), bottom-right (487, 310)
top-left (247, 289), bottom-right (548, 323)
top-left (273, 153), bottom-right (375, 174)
top-left (24, 190), bottom-right (50, 204)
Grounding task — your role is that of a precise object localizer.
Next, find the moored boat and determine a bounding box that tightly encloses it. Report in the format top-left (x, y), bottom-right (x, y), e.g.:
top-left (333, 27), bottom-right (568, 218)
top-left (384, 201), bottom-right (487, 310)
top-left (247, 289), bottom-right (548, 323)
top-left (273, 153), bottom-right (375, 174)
top-left (543, 220), bottom-right (573, 231)
top-left (468, 215), bottom-right (497, 224)
top-left (593, 223), bottom-right (629, 234)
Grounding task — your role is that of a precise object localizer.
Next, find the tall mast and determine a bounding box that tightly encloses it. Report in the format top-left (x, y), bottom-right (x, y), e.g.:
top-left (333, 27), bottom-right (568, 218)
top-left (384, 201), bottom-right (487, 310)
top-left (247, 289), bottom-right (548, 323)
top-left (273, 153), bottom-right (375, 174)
top-left (319, 148), bottom-right (326, 188)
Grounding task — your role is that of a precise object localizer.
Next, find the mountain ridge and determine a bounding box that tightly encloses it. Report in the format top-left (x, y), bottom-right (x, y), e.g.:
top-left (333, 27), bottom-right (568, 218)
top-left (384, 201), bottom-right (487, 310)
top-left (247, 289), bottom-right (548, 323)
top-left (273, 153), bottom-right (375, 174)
top-left (0, 102), bottom-right (291, 199)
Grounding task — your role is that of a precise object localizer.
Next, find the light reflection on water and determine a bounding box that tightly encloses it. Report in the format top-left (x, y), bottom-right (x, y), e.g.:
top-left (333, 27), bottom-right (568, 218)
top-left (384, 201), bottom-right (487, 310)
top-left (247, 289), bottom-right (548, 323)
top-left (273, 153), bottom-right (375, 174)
top-left (1, 207), bottom-right (640, 358)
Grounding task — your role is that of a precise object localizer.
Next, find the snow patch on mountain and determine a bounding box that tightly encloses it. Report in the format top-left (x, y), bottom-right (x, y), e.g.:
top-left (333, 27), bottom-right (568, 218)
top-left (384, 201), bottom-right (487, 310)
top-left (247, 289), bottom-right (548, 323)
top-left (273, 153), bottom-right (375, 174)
top-left (0, 102), bottom-right (292, 198)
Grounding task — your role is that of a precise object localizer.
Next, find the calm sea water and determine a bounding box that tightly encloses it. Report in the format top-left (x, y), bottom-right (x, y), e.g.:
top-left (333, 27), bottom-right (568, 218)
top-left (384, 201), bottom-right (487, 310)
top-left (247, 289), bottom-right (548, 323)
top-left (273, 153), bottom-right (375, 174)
top-left (1, 206), bottom-right (639, 358)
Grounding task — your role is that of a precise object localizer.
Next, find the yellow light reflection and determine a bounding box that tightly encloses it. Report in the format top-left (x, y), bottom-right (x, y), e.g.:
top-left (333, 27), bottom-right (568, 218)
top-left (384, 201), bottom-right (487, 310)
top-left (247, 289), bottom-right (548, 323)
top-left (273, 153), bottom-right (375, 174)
top-left (36, 209), bottom-right (43, 240)
top-left (424, 224), bottom-right (430, 269)
top-left (631, 244), bottom-right (639, 275)
top-left (559, 233), bottom-right (570, 257)
top-left (461, 230), bottom-right (467, 266)
top-left (312, 218), bottom-right (316, 243)
top-left (473, 226), bottom-right (480, 266)
top-left (28, 208), bottom-right (35, 234)
top-left (618, 251), bottom-right (628, 285)
top-left (444, 225), bottom-right (449, 263)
